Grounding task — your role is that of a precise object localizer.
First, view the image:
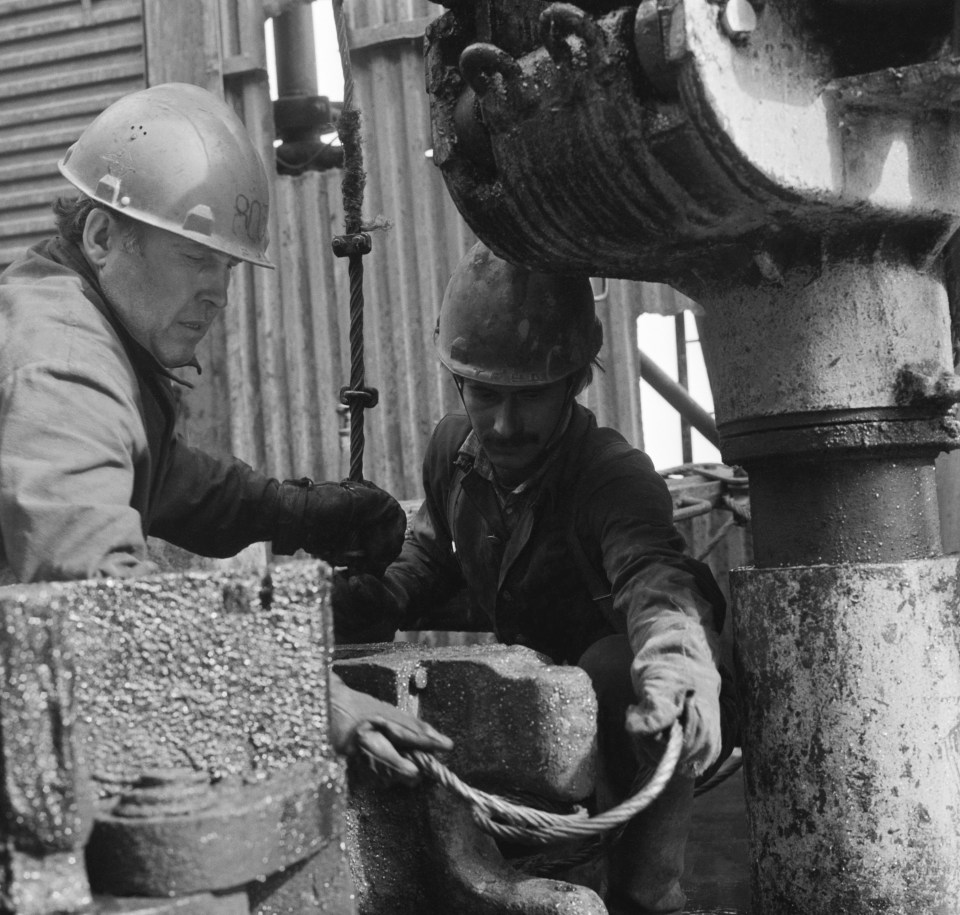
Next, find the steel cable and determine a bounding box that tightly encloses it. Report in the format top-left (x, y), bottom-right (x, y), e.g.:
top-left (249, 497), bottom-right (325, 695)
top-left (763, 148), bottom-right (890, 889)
top-left (332, 0), bottom-right (372, 483)
top-left (408, 720), bottom-right (682, 845)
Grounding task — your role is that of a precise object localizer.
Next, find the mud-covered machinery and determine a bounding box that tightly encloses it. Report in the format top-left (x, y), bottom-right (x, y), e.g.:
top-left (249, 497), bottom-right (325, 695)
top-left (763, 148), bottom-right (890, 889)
top-left (0, 565), bottom-right (616, 915)
top-left (425, 1), bottom-right (960, 912)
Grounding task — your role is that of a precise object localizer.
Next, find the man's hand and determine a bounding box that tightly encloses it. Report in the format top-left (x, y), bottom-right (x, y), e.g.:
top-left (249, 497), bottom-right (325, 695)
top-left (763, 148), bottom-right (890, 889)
top-left (624, 623), bottom-right (723, 777)
top-left (272, 478), bottom-right (407, 575)
top-left (329, 673), bottom-right (453, 786)
top-left (332, 571), bottom-right (402, 643)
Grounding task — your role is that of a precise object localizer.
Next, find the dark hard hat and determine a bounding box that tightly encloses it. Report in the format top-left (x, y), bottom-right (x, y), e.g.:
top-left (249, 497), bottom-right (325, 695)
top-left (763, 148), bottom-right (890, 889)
top-left (59, 83), bottom-right (272, 267)
top-left (435, 242), bottom-right (602, 385)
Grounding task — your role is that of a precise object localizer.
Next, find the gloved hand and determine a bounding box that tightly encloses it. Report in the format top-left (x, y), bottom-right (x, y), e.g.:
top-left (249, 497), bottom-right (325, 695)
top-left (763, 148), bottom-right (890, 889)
top-left (329, 673), bottom-right (453, 786)
top-left (624, 620), bottom-right (722, 778)
top-left (332, 571), bottom-right (403, 643)
top-left (271, 478), bottom-right (406, 576)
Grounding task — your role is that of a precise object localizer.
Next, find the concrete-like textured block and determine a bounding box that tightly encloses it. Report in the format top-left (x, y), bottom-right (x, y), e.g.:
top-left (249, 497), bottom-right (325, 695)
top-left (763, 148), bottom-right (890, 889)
top-left (0, 561), bottom-right (350, 914)
top-left (335, 643), bottom-right (600, 914)
top-left (336, 643), bottom-right (597, 801)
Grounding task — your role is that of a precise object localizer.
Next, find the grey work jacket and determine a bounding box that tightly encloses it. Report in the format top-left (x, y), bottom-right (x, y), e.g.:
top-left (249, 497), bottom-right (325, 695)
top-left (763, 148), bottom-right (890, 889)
top-left (0, 238), bottom-right (276, 582)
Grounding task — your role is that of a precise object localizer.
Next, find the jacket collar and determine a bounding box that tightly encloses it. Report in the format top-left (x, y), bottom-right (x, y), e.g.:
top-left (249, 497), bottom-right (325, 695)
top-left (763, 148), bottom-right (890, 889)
top-left (42, 236), bottom-right (199, 389)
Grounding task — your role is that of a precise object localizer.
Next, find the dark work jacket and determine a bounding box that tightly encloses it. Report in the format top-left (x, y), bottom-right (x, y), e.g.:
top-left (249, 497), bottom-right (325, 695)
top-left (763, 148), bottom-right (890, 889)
top-left (386, 406), bottom-right (726, 665)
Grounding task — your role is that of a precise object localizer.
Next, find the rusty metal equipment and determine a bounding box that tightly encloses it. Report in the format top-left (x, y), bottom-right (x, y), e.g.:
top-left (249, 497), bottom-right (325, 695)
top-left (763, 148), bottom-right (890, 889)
top-left (0, 564), bottom-right (354, 915)
top-left (424, 0), bottom-right (960, 912)
top-left (0, 563), bottom-right (633, 915)
top-left (334, 642), bottom-right (606, 914)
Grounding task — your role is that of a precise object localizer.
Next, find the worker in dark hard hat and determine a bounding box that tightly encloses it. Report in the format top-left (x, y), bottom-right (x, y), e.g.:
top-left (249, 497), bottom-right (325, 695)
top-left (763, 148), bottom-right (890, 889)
top-left (0, 83), bottom-right (451, 785)
top-left (332, 241), bottom-right (737, 913)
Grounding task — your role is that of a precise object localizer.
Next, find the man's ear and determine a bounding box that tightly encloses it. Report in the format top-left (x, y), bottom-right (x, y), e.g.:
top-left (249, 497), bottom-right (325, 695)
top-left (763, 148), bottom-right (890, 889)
top-left (81, 207), bottom-right (116, 270)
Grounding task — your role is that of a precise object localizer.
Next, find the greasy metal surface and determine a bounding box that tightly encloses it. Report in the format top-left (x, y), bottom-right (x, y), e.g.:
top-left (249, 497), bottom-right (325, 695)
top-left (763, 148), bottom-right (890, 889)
top-left (0, 590), bottom-right (92, 851)
top-left (420, 786), bottom-right (606, 914)
top-left (334, 643), bottom-right (599, 914)
top-left (719, 412), bottom-right (960, 464)
top-left (88, 761), bottom-right (342, 896)
top-left (335, 643), bottom-right (596, 800)
top-left (3, 850), bottom-right (93, 915)
top-left (747, 456), bottom-right (942, 566)
top-left (247, 840), bottom-right (357, 915)
top-left (696, 262), bottom-right (954, 433)
top-left (95, 891), bottom-right (249, 915)
top-left (37, 562), bottom-right (339, 779)
top-left (0, 560), bottom-right (354, 913)
top-left (733, 558), bottom-right (960, 914)
top-left (0, 581), bottom-right (94, 913)
top-left (0, 0), bottom-right (145, 269)
top-left (424, 0), bottom-right (960, 285)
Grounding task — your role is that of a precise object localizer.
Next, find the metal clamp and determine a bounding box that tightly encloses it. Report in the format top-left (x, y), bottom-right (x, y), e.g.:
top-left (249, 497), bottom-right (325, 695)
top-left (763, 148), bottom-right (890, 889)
top-left (331, 232), bottom-right (372, 257)
top-left (339, 385), bottom-right (379, 408)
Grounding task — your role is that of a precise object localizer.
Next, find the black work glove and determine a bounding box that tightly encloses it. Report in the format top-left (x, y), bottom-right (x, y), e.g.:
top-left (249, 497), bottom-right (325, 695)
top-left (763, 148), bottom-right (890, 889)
top-left (332, 571), bottom-right (403, 643)
top-left (271, 478), bottom-right (406, 576)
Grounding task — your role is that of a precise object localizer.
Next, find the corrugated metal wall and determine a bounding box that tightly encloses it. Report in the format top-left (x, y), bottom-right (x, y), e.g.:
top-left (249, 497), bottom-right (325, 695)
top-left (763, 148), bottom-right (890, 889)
top-left (173, 1), bottom-right (469, 501)
top-left (0, 0), bottom-right (145, 269)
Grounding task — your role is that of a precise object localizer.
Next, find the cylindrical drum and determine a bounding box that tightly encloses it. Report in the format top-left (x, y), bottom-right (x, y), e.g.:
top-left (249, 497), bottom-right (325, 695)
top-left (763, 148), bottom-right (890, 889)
top-left (733, 558), bottom-right (960, 914)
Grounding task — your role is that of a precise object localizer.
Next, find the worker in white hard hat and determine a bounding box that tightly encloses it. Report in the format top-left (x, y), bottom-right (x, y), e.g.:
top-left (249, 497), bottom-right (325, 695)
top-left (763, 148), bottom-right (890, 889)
top-left (333, 241), bottom-right (738, 913)
top-left (0, 83), bottom-right (451, 783)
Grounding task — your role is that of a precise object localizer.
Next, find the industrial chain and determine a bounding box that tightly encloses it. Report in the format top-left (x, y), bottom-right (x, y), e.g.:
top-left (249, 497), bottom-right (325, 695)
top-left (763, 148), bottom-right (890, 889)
top-left (332, 0), bottom-right (377, 483)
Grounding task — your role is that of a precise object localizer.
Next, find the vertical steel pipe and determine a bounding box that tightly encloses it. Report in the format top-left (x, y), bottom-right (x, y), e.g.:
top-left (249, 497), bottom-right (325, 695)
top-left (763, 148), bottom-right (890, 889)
top-left (698, 260), bottom-right (960, 913)
top-left (272, 3), bottom-right (319, 97)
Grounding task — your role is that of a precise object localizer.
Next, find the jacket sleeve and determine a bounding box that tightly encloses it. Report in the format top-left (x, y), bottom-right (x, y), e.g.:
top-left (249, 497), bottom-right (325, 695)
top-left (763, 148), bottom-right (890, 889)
top-left (578, 444), bottom-right (725, 671)
top-left (380, 420), bottom-right (468, 628)
top-left (0, 360), bottom-right (154, 582)
top-left (147, 437), bottom-right (280, 558)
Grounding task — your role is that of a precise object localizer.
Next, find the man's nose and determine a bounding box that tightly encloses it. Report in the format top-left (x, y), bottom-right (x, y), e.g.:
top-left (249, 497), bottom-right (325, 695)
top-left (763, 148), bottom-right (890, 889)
top-left (204, 265), bottom-right (232, 309)
top-left (493, 396), bottom-right (519, 437)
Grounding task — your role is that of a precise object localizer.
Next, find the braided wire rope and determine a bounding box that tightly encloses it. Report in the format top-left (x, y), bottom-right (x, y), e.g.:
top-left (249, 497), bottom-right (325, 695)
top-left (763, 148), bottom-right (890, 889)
top-left (408, 720), bottom-right (683, 844)
top-left (332, 0), bottom-right (370, 483)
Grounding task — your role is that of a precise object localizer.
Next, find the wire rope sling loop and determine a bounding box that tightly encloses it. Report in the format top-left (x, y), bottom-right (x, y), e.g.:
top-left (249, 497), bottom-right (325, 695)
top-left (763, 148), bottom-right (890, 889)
top-left (332, 0), bottom-right (377, 482)
top-left (410, 720), bottom-right (685, 876)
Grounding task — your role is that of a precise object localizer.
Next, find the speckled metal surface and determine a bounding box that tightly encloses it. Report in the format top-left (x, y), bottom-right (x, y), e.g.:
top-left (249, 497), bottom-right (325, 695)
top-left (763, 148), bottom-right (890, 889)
top-left (733, 558), bottom-right (960, 914)
top-left (334, 644), bottom-right (599, 914)
top-left (695, 262), bottom-right (956, 445)
top-left (336, 643), bottom-right (597, 801)
top-left (44, 562), bottom-right (338, 781)
top-left (0, 561), bottom-right (352, 914)
top-left (87, 760), bottom-right (343, 896)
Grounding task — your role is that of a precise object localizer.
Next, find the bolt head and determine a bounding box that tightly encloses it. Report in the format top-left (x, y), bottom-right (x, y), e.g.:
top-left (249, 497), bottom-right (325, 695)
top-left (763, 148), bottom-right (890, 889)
top-left (721, 0), bottom-right (757, 41)
top-left (410, 668), bottom-right (429, 692)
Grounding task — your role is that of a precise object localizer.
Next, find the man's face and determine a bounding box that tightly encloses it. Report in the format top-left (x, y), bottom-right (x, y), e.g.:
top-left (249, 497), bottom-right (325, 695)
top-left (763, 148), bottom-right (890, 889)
top-left (460, 377), bottom-right (569, 487)
top-left (98, 222), bottom-right (238, 367)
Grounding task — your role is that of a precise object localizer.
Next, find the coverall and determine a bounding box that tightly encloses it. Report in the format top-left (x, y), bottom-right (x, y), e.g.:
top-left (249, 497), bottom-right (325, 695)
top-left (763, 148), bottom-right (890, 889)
top-left (351, 406), bottom-right (731, 913)
top-left (0, 237), bottom-right (286, 583)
